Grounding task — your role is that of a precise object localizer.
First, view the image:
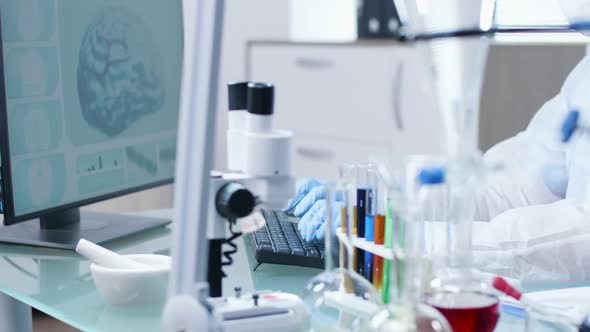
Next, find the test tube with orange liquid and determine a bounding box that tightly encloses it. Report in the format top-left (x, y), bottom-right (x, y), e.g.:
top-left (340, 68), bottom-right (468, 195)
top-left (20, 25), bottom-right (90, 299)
top-left (372, 180), bottom-right (387, 291)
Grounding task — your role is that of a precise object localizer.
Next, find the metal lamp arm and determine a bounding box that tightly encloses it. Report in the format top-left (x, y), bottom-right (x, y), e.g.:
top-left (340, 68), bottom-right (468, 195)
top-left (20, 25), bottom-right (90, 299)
top-left (162, 0), bottom-right (225, 331)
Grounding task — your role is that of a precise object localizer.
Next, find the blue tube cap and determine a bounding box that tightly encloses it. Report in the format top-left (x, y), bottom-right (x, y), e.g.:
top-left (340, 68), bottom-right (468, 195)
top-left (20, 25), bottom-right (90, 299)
top-left (561, 110), bottom-right (580, 143)
top-left (418, 166), bottom-right (445, 185)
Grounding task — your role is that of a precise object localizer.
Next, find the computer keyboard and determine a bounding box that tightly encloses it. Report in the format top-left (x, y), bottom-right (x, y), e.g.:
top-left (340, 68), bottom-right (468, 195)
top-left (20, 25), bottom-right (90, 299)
top-left (252, 209), bottom-right (325, 269)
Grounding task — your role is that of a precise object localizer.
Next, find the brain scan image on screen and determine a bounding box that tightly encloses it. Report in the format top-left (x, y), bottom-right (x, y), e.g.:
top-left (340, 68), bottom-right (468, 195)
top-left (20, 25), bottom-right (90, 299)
top-left (28, 159), bottom-right (52, 206)
top-left (18, 0), bottom-right (42, 41)
top-left (12, 155), bottom-right (66, 213)
top-left (1, 0), bottom-right (183, 218)
top-left (20, 50), bottom-right (46, 96)
top-left (5, 47), bottom-right (59, 99)
top-left (23, 106), bottom-right (51, 152)
top-left (77, 6), bottom-right (165, 137)
top-left (8, 102), bottom-right (62, 156)
top-left (0, 0), bottom-right (56, 42)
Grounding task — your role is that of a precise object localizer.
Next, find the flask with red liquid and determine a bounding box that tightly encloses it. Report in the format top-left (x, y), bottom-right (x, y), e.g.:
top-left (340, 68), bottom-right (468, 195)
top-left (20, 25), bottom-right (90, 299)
top-left (419, 166), bottom-right (500, 332)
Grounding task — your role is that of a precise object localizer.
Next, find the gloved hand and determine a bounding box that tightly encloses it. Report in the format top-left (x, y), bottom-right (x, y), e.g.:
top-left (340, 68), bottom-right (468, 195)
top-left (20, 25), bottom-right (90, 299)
top-left (298, 199), bottom-right (343, 242)
top-left (542, 161), bottom-right (568, 198)
top-left (283, 179), bottom-right (325, 217)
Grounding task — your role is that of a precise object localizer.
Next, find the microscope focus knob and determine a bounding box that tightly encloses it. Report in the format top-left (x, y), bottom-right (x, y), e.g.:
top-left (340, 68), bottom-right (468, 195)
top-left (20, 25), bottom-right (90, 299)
top-left (215, 182), bottom-right (256, 219)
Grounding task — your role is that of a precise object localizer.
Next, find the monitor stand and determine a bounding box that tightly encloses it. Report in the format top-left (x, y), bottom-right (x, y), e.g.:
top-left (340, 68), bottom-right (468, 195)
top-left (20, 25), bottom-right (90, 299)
top-left (0, 208), bottom-right (170, 250)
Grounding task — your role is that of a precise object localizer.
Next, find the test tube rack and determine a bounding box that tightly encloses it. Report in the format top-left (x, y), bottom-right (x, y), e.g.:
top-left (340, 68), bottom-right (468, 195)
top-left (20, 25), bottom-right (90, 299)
top-left (336, 227), bottom-right (393, 260)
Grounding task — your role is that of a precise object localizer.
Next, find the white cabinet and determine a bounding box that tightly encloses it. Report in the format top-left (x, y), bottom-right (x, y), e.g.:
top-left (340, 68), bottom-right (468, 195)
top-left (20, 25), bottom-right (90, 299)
top-left (248, 42), bottom-right (445, 178)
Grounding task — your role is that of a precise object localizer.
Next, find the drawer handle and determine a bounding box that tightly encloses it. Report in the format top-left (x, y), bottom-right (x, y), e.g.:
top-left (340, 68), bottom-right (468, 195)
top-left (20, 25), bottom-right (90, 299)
top-left (295, 57), bottom-right (333, 70)
top-left (296, 147), bottom-right (334, 160)
top-left (392, 62), bottom-right (405, 131)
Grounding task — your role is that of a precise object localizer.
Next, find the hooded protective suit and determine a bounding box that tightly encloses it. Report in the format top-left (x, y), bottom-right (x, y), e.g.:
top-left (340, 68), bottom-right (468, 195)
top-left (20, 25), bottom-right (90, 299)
top-left (428, 1), bottom-right (590, 282)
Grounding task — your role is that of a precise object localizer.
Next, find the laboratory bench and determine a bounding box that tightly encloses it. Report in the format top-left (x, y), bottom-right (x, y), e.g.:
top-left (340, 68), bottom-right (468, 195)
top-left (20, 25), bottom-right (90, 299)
top-left (0, 209), bottom-right (572, 331)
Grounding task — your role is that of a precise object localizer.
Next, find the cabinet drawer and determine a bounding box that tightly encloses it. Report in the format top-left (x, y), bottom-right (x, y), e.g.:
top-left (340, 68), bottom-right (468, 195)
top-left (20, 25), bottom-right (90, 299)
top-left (248, 43), bottom-right (445, 156)
top-left (293, 135), bottom-right (389, 179)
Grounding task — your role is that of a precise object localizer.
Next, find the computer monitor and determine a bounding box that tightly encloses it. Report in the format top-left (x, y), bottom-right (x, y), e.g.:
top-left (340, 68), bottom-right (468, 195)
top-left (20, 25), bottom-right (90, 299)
top-left (0, 0), bottom-right (184, 249)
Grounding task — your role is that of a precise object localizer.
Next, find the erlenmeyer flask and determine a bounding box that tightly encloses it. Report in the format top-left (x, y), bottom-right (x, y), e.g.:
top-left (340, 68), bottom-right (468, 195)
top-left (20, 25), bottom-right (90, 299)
top-left (420, 167), bottom-right (500, 332)
top-left (301, 180), bottom-right (380, 332)
top-left (391, 2), bottom-right (501, 330)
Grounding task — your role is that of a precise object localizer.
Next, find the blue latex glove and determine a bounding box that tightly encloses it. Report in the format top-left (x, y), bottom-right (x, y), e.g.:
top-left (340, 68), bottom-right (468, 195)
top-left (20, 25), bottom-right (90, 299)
top-left (313, 205), bottom-right (342, 242)
top-left (298, 199), bottom-right (343, 242)
top-left (542, 161), bottom-right (569, 198)
top-left (283, 179), bottom-right (325, 217)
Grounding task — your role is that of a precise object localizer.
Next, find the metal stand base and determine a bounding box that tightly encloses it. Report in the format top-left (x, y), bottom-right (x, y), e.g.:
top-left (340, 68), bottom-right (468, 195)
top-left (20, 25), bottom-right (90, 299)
top-left (0, 208), bottom-right (170, 249)
top-left (208, 240), bottom-right (224, 298)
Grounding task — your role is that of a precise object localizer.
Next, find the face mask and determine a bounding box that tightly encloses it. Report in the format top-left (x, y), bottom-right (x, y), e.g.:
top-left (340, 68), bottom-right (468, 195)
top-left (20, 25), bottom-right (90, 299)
top-left (559, 0), bottom-right (590, 35)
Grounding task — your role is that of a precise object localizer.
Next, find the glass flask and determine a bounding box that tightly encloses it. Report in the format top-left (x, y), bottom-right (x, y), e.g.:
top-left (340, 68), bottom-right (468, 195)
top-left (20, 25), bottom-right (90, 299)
top-left (369, 156), bottom-right (452, 332)
top-left (422, 166), bottom-right (500, 332)
top-left (301, 180), bottom-right (380, 332)
top-left (392, 2), bottom-right (502, 330)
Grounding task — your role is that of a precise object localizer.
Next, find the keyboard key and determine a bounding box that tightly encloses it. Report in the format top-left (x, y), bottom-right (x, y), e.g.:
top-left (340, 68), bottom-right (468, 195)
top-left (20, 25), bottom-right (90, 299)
top-left (276, 247), bottom-right (290, 254)
top-left (276, 242), bottom-right (289, 249)
top-left (286, 236), bottom-right (299, 243)
top-left (258, 244), bottom-right (274, 252)
top-left (291, 244), bottom-right (304, 252)
top-left (291, 248), bottom-right (305, 256)
top-left (257, 240), bottom-right (272, 247)
top-left (306, 249), bottom-right (320, 257)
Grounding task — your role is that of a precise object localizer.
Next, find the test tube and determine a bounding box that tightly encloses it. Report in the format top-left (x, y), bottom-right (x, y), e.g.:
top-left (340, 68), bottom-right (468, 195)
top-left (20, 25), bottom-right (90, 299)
top-left (339, 164), bottom-right (357, 233)
top-left (356, 164), bottom-right (369, 239)
top-left (372, 180), bottom-right (387, 291)
top-left (363, 165), bottom-right (378, 282)
top-left (356, 163), bottom-right (370, 277)
top-left (339, 164), bottom-right (356, 272)
top-left (381, 188), bottom-right (394, 304)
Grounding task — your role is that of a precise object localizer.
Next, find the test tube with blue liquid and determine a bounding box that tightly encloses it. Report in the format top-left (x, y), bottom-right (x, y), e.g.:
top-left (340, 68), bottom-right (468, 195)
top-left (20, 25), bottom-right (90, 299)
top-left (363, 165), bottom-right (378, 282)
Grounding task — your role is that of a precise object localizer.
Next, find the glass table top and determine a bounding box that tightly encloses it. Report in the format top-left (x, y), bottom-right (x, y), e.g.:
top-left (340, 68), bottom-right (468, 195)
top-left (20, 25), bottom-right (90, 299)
top-left (0, 209), bottom-right (575, 331)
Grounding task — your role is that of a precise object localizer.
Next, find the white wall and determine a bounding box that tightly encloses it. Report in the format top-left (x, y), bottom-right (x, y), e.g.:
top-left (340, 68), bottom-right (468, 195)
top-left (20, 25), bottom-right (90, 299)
top-left (289, 0), bottom-right (356, 42)
top-left (214, 0), bottom-right (290, 170)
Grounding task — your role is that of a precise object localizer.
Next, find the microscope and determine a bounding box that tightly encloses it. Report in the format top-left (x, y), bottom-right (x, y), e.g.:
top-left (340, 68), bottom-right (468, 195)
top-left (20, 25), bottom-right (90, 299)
top-left (162, 1), bottom-right (306, 331)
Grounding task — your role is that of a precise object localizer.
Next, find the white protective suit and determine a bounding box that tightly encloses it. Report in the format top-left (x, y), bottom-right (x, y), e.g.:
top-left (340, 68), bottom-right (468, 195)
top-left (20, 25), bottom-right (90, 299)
top-left (427, 1), bottom-right (590, 282)
top-left (467, 56), bottom-right (590, 281)
top-left (471, 56), bottom-right (590, 221)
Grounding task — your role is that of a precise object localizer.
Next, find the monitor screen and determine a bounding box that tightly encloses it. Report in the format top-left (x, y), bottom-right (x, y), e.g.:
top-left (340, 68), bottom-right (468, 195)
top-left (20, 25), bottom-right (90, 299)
top-left (0, 0), bottom-right (183, 220)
